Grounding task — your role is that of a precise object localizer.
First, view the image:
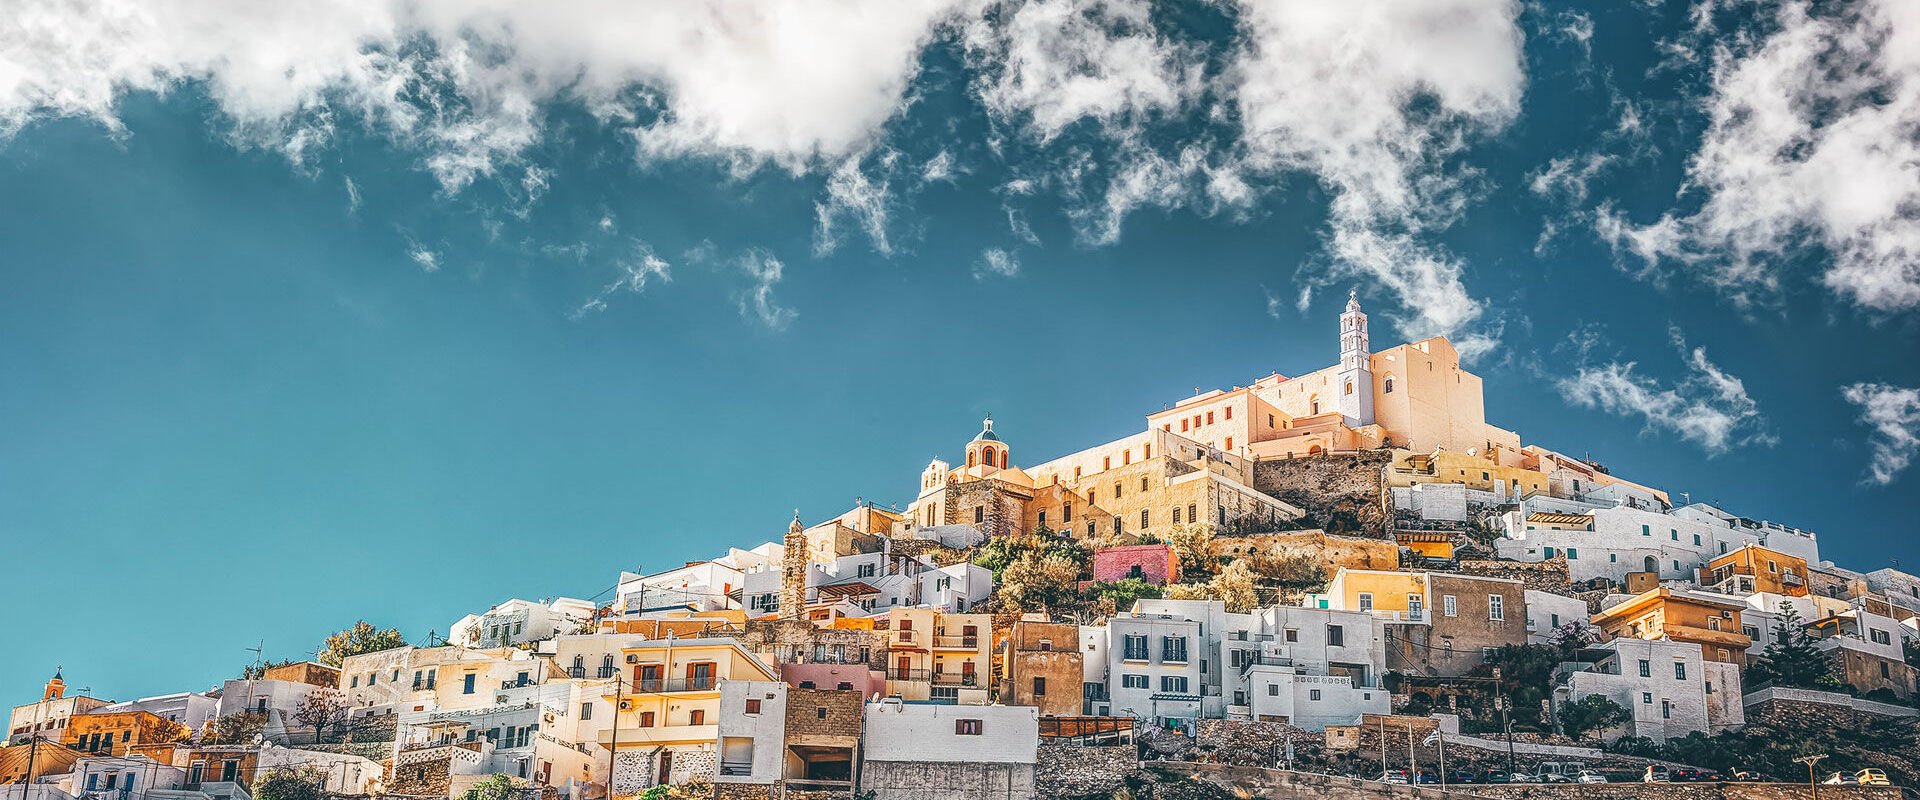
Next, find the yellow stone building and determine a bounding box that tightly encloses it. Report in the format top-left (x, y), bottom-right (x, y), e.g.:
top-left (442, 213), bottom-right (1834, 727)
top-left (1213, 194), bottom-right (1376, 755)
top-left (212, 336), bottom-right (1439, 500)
top-left (1592, 587), bottom-right (1752, 665)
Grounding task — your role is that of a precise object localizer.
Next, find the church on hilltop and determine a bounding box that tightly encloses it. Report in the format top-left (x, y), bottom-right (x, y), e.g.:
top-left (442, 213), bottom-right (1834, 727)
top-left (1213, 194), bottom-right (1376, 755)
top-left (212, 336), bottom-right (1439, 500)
top-left (902, 291), bottom-right (1664, 544)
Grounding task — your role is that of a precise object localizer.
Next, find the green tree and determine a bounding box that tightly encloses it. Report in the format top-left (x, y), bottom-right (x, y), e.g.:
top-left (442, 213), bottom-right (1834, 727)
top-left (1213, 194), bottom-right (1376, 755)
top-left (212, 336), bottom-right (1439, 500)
top-left (317, 621), bottom-right (407, 666)
top-left (1242, 550), bottom-right (1328, 592)
top-left (1557, 694), bottom-right (1630, 742)
top-left (204, 712), bottom-right (268, 745)
top-left (1163, 524), bottom-right (1217, 581)
top-left (1085, 578), bottom-right (1163, 612)
top-left (1210, 560), bottom-right (1260, 613)
top-left (460, 775), bottom-right (518, 800)
top-left (1744, 602), bottom-right (1840, 691)
top-left (254, 769), bottom-right (326, 800)
top-left (999, 551), bottom-right (1084, 611)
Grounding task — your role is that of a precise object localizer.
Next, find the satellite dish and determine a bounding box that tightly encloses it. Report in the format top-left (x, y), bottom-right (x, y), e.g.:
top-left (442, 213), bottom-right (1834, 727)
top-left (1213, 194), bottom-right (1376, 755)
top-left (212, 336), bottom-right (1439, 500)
top-left (1466, 448), bottom-right (1479, 458)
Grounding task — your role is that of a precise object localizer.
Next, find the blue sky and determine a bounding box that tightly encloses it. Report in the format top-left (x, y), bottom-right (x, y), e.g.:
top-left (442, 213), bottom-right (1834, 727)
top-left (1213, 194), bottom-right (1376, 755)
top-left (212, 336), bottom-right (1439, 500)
top-left (2, 0), bottom-right (1917, 703)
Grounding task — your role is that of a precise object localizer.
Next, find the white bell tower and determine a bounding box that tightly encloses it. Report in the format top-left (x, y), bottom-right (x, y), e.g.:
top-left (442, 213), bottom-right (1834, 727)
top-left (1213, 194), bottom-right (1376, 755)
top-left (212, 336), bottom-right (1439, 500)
top-left (1336, 289), bottom-right (1375, 428)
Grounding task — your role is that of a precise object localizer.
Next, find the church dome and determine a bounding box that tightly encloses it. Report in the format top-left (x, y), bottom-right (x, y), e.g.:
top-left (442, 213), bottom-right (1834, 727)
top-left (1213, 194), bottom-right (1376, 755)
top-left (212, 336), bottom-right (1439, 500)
top-left (971, 416), bottom-right (1001, 443)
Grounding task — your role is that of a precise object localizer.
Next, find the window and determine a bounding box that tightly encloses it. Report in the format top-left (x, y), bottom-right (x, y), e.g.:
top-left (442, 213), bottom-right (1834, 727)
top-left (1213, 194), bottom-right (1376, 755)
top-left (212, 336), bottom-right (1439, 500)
top-left (1642, 525), bottom-right (1651, 537)
top-left (956, 719), bottom-right (983, 735)
top-left (463, 674), bottom-right (476, 694)
top-left (1357, 592), bottom-right (1374, 612)
top-left (1173, 507), bottom-right (1182, 524)
top-left (1326, 625), bottom-right (1344, 647)
top-left (974, 507), bottom-right (984, 524)
top-left (1032, 677), bottom-right (1047, 697)
top-left (1638, 660), bottom-right (1652, 678)
top-left (638, 712), bottom-right (655, 727)
top-left (1181, 418), bottom-right (1190, 431)
top-left (1141, 477), bottom-right (1149, 492)
top-left (1284, 628), bottom-right (1298, 643)
top-left (689, 710), bottom-right (707, 725)
top-left (581, 702), bottom-right (593, 720)
top-left (1488, 595), bottom-right (1504, 621)
top-left (1661, 699), bottom-right (1672, 719)
top-left (1087, 520), bottom-right (1096, 537)
top-left (1162, 636), bottom-right (1188, 663)
top-left (1543, 546), bottom-right (1555, 559)
top-left (1140, 509), bottom-right (1150, 529)
top-left (1121, 674), bottom-right (1149, 689)
top-left (1384, 377), bottom-right (1394, 393)
top-left (1267, 684), bottom-right (1279, 696)
top-left (745, 699), bottom-right (761, 715)
top-left (1114, 482), bottom-right (1122, 498)
top-left (1123, 634), bottom-right (1149, 661)
top-left (1037, 510), bottom-right (1047, 528)
top-left (1443, 595), bottom-right (1457, 617)
top-left (1674, 662), bottom-right (1687, 680)
top-left (1670, 529), bottom-right (1679, 540)
top-left (1309, 689), bottom-right (1322, 701)
top-left (1113, 517), bottom-right (1123, 535)
top-left (1187, 503), bottom-right (1197, 522)
top-left (1567, 548), bottom-right (1578, 560)
top-left (1206, 411), bottom-right (1215, 424)
top-left (1063, 503), bottom-right (1073, 522)
top-left (1870, 629), bottom-right (1892, 645)
top-left (1693, 534), bottom-right (1702, 546)
top-left (1641, 692), bottom-right (1652, 705)
top-left (1160, 676), bottom-right (1189, 694)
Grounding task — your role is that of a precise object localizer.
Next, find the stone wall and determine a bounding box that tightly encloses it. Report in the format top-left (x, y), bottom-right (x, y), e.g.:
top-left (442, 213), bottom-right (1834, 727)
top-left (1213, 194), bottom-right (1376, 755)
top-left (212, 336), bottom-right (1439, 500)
top-left (1456, 559), bottom-right (1572, 594)
top-left (1191, 719), bottom-right (1321, 767)
top-left (1034, 743), bottom-right (1133, 798)
top-left (1741, 694), bottom-right (1920, 783)
top-left (387, 751), bottom-right (452, 797)
top-left (1251, 451), bottom-right (1393, 536)
top-left (861, 761), bottom-right (1035, 800)
top-left (1212, 530), bottom-right (1401, 572)
top-left (784, 688), bottom-right (863, 742)
top-left (1471, 785), bottom-right (1903, 800)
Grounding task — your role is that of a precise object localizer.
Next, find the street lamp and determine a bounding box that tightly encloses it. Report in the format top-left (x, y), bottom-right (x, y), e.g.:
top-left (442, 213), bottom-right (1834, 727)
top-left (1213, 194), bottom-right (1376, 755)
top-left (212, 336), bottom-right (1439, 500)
top-left (1794, 754), bottom-right (1826, 800)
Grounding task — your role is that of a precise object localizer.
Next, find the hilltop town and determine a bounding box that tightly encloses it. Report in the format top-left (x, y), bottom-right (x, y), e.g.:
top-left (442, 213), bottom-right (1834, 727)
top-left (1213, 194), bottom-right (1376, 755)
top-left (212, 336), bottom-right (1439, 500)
top-left (7, 293), bottom-right (1918, 800)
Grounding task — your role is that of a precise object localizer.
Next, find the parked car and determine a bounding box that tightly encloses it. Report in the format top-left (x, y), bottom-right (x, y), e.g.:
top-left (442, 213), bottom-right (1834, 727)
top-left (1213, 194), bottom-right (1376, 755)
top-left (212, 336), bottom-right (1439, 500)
top-left (1414, 771), bottom-right (1439, 785)
top-left (1643, 766), bottom-right (1671, 783)
top-left (1855, 770), bottom-right (1890, 786)
top-left (1374, 770), bottom-right (1411, 785)
top-left (1822, 772), bottom-right (1860, 786)
top-left (1576, 771), bottom-right (1609, 784)
top-left (1534, 772), bottom-right (1574, 784)
top-left (1672, 768), bottom-right (1707, 782)
top-left (1479, 771), bottom-right (1513, 785)
top-left (1446, 770), bottom-right (1479, 784)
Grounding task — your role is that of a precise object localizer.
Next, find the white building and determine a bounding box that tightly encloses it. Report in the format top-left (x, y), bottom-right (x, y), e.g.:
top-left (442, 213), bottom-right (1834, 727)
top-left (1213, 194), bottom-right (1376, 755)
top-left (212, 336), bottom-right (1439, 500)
top-left (616, 544), bottom-right (784, 617)
top-left (338, 645), bottom-right (546, 718)
top-left (1496, 497), bottom-right (1761, 586)
top-left (450, 598), bottom-right (596, 649)
top-left (1670, 504), bottom-right (1821, 566)
top-left (1221, 605), bottom-right (1387, 728)
top-left (1554, 638), bottom-right (1740, 741)
top-left (1525, 591), bottom-right (1593, 644)
top-left (1104, 608), bottom-right (1206, 727)
top-left (860, 700), bottom-right (1036, 800)
top-left (919, 563), bottom-right (992, 613)
top-left (715, 681), bottom-right (787, 788)
top-left (1080, 625), bottom-right (1110, 716)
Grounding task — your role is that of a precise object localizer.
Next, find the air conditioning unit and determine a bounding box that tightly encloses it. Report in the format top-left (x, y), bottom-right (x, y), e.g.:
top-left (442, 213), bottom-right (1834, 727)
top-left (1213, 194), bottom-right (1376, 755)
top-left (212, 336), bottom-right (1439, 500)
top-left (625, 655), bottom-right (639, 664)
top-left (1721, 611), bottom-right (1733, 619)
top-left (617, 700), bottom-right (631, 710)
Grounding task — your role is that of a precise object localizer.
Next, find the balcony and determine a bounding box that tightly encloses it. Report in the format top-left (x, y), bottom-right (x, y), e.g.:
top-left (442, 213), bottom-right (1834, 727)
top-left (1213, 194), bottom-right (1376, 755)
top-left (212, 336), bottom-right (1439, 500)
top-left (718, 760), bottom-right (753, 777)
top-left (1663, 624), bottom-right (1751, 649)
top-left (932, 636), bottom-right (980, 650)
top-left (885, 669), bottom-right (929, 683)
top-left (598, 723), bottom-right (719, 747)
top-left (930, 672), bottom-right (981, 687)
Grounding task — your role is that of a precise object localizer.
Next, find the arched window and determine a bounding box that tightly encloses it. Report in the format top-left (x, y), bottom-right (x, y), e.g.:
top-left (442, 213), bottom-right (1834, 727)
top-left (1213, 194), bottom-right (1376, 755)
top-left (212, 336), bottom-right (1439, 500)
top-left (1384, 376), bottom-right (1395, 394)
top-left (1344, 381), bottom-right (1354, 396)
top-left (1000, 451), bottom-right (1008, 468)
top-left (967, 451), bottom-right (976, 467)
top-left (981, 447), bottom-right (995, 467)
top-left (1308, 444), bottom-right (1324, 456)
top-left (1644, 556), bottom-right (1658, 574)
top-left (1309, 395), bottom-right (1320, 415)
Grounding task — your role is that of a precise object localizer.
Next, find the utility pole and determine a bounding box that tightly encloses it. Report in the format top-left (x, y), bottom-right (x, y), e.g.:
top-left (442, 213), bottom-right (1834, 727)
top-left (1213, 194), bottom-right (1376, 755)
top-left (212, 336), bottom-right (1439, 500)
top-left (607, 673), bottom-right (625, 797)
top-left (1795, 754), bottom-right (1826, 800)
top-left (1494, 667), bottom-right (1516, 775)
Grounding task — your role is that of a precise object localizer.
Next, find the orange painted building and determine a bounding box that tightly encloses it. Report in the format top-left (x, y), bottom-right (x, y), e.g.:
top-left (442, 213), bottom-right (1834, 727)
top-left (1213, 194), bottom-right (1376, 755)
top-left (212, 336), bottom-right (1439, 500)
top-left (62, 710), bottom-right (186, 756)
top-left (1591, 587), bottom-right (1752, 665)
top-left (1699, 544), bottom-right (1809, 597)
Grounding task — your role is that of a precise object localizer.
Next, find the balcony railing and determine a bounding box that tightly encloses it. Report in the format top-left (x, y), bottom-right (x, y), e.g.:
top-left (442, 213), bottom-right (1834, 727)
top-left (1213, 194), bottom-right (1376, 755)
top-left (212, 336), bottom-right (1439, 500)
top-left (629, 677), bottom-right (718, 693)
top-left (930, 672), bottom-right (980, 687)
top-left (932, 636), bottom-right (979, 649)
top-left (886, 669), bottom-right (930, 682)
top-left (718, 761), bottom-right (753, 777)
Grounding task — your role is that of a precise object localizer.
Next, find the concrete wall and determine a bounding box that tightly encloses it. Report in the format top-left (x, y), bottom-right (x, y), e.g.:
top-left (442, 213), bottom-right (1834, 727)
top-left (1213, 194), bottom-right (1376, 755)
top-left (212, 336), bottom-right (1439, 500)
top-left (861, 701), bottom-right (1037, 764)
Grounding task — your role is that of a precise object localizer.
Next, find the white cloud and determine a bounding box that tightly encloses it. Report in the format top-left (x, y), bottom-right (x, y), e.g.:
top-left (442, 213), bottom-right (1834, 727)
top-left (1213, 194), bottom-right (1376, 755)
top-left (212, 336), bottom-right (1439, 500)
top-left (343, 176), bottom-right (362, 214)
top-left (974, 248), bottom-right (1019, 279)
top-left (1842, 382), bottom-right (1920, 485)
top-left (572, 242), bottom-right (672, 319)
top-left (1554, 327), bottom-right (1771, 454)
top-left (408, 246), bottom-right (440, 272)
top-left (1227, 0), bottom-right (1526, 346)
top-left (963, 0), bottom-right (1201, 145)
top-left (921, 149), bottom-right (957, 183)
top-left (814, 150), bottom-right (899, 257)
top-left (0, 0), bottom-right (967, 191)
top-left (736, 249), bottom-right (796, 330)
top-left (1599, 0), bottom-right (1920, 313)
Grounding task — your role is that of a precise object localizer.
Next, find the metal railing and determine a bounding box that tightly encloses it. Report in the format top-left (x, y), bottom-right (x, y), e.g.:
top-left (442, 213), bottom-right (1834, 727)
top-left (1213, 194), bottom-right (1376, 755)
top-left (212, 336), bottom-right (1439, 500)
top-left (930, 672), bottom-right (980, 687)
top-left (885, 669), bottom-right (929, 682)
top-left (718, 761), bottom-right (753, 777)
top-left (932, 636), bottom-right (980, 649)
top-left (629, 677), bottom-right (718, 693)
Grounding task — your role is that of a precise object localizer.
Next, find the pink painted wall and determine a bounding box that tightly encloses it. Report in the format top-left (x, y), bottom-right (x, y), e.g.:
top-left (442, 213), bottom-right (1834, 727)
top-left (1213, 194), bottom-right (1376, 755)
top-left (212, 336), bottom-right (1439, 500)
top-left (779, 663), bottom-right (886, 699)
top-left (1093, 544), bottom-right (1179, 585)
